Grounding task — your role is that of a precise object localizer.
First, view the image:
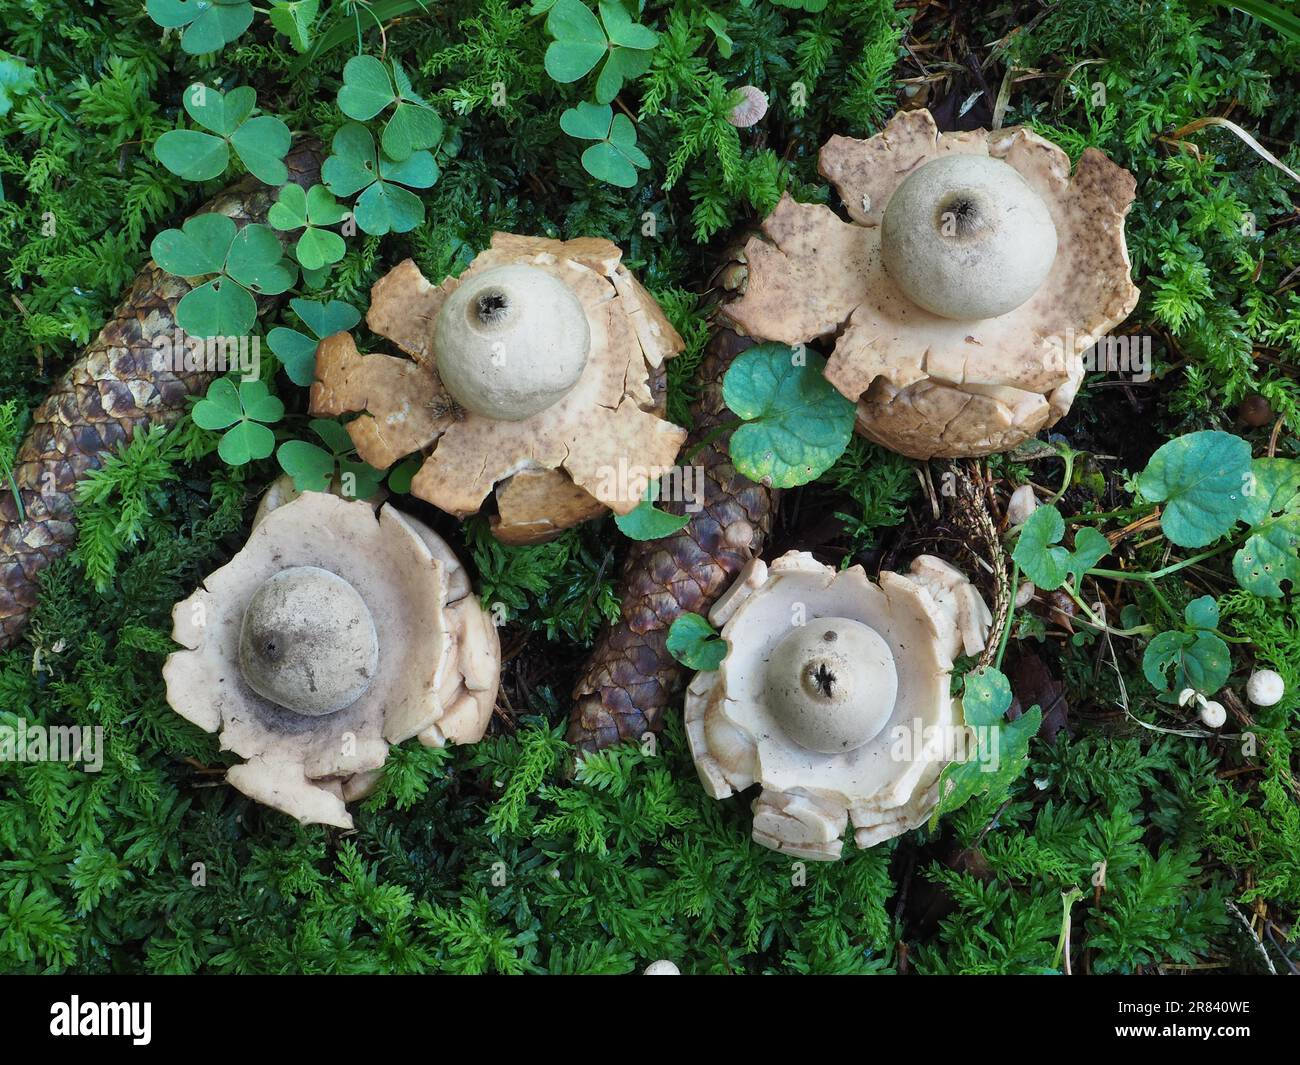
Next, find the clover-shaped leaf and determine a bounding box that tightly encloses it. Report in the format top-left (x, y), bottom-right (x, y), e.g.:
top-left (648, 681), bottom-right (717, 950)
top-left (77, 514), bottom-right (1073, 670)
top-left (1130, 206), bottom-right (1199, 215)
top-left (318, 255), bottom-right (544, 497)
top-left (559, 101), bottom-right (648, 187)
top-left (1136, 430), bottom-right (1252, 548)
top-left (268, 184), bottom-right (348, 271)
top-left (267, 298), bottom-right (361, 386)
top-left (322, 122), bottom-right (438, 235)
top-left (337, 56), bottom-right (444, 161)
top-left (277, 418), bottom-right (384, 496)
top-left (146, 0), bottom-right (254, 55)
top-left (268, 0), bottom-right (319, 52)
top-left (1141, 596), bottom-right (1231, 702)
top-left (723, 343), bottom-right (855, 488)
top-left (1012, 504), bottom-right (1111, 591)
top-left (614, 480), bottom-right (690, 541)
top-left (151, 213), bottom-right (296, 337)
top-left (1233, 457), bottom-right (1300, 597)
top-left (666, 612), bottom-right (726, 671)
top-left (192, 377), bottom-right (284, 465)
top-left (545, 0), bottom-right (657, 104)
top-left (155, 83), bottom-right (290, 185)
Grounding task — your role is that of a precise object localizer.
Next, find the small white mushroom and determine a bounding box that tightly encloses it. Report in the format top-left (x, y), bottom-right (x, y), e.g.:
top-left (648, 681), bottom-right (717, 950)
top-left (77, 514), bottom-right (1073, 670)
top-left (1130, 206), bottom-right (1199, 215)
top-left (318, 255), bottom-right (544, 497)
top-left (644, 960), bottom-right (680, 975)
top-left (880, 154), bottom-right (1059, 321)
top-left (1178, 687), bottom-right (1200, 708)
top-left (434, 263), bottom-right (591, 421)
top-left (684, 551), bottom-right (992, 860)
top-left (1006, 484), bottom-right (1039, 527)
top-left (1199, 700), bottom-right (1227, 729)
top-left (1014, 581), bottom-right (1035, 609)
top-left (727, 85), bottom-right (768, 128)
top-left (1246, 668), bottom-right (1285, 707)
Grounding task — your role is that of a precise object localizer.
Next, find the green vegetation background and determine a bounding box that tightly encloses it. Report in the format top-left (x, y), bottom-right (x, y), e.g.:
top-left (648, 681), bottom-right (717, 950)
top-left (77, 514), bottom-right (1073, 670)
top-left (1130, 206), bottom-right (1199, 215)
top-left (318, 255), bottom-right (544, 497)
top-left (0, 0), bottom-right (1298, 973)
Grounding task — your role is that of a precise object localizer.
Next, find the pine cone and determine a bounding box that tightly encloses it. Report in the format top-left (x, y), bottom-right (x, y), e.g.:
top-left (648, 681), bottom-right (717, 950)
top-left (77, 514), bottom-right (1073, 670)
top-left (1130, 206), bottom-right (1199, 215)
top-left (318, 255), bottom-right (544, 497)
top-left (567, 327), bottom-right (780, 751)
top-left (0, 141), bottom-right (322, 649)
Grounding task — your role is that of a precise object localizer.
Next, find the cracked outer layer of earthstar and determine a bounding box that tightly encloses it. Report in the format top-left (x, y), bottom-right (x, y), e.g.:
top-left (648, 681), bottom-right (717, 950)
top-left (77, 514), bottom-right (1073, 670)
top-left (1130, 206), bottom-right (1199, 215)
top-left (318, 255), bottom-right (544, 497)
top-left (310, 233), bottom-right (688, 545)
top-left (684, 550), bottom-right (992, 861)
top-left (723, 108), bottom-right (1141, 459)
top-left (163, 491), bottom-right (500, 829)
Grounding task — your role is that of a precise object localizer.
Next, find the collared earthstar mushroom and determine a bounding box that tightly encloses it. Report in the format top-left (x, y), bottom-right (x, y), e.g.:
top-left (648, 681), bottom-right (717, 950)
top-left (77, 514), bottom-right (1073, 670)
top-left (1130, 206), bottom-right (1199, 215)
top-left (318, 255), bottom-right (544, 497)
top-left (310, 233), bottom-right (688, 545)
top-left (684, 550), bottom-right (991, 861)
top-left (723, 108), bottom-right (1141, 458)
top-left (163, 491), bottom-right (500, 829)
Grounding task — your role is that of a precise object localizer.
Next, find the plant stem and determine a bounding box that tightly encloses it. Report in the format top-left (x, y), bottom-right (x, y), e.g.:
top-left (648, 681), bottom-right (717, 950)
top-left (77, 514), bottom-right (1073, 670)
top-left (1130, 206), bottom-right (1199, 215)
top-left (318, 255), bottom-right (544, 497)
top-left (1086, 544), bottom-right (1231, 583)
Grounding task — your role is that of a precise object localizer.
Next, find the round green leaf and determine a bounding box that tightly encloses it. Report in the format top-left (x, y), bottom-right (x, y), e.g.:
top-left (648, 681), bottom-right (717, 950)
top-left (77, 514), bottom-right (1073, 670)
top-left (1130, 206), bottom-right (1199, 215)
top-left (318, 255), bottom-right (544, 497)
top-left (1142, 630), bottom-right (1231, 700)
top-left (1136, 430), bottom-right (1252, 548)
top-left (961, 667), bottom-right (1013, 728)
top-left (666, 613), bottom-right (726, 672)
top-left (545, 0), bottom-right (607, 82)
top-left (1234, 513), bottom-right (1300, 597)
top-left (614, 485), bottom-right (690, 540)
top-left (154, 129), bottom-right (230, 181)
top-left (723, 343), bottom-right (855, 488)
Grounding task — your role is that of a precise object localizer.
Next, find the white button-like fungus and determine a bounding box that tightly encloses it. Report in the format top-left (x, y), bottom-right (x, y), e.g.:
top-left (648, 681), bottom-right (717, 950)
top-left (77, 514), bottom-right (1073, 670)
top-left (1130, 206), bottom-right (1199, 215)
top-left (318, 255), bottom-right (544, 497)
top-left (643, 960), bottom-right (681, 975)
top-left (1006, 484), bottom-right (1039, 528)
top-left (434, 264), bottom-right (591, 422)
top-left (881, 155), bottom-right (1058, 321)
top-left (723, 108), bottom-right (1141, 459)
top-left (163, 492), bottom-right (500, 829)
top-left (685, 550), bottom-right (992, 860)
top-left (310, 234), bottom-right (688, 545)
top-left (1246, 668), bottom-right (1284, 707)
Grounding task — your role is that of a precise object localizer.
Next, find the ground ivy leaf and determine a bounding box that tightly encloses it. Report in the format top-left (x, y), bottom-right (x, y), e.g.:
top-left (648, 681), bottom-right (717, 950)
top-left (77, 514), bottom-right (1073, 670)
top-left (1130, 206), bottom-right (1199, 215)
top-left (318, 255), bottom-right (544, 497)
top-left (723, 343), bottom-right (855, 488)
top-left (1063, 526), bottom-right (1111, 585)
top-left (614, 483), bottom-right (690, 540)
top-left (666, 612), bottom-right (726, 671)
top-left (1136, 430), bottom-right (1252, 547)
top-left (1234, 514), bottom-right (1300, 596)
top-left (1142, 630), bottom-right (1231, 700)
top-left (961, 666), bottom-right (1013, 728)
top-left (1184, 595), bottom-right (1218, 632)
top-left (1012, 504), bottom-right (1069, 589)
